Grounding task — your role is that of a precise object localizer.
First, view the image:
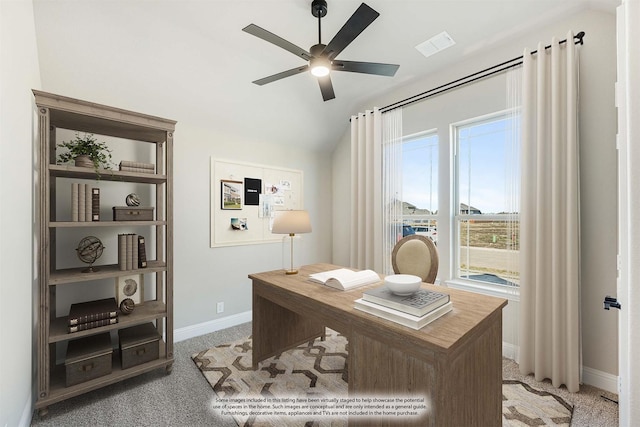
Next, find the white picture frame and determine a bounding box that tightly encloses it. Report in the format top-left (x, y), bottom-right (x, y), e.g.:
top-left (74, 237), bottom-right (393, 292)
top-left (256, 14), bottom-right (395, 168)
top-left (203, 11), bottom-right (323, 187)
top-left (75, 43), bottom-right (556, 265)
top-left (116, 274), bottom-right (144, 305)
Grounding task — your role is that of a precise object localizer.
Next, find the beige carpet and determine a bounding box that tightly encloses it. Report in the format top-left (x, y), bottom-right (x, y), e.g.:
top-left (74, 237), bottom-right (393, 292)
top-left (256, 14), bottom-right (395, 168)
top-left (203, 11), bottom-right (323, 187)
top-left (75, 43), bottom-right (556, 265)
top-left (192, 329), bottom-right (573, 426)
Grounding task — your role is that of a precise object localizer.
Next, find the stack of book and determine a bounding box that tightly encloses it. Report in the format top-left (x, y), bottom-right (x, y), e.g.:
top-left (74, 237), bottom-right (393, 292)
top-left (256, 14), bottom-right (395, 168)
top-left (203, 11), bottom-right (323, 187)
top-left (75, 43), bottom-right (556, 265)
top-left (354, 286), bottom-right (452, 330)
top-left (71, 183), bottom-right (100, 221)
top-left (119, 160), bottom-right (155, 174)
top-left (117, 234), bottom-right (147, 270)
top-left (68, 298), bottom-right (119, 333)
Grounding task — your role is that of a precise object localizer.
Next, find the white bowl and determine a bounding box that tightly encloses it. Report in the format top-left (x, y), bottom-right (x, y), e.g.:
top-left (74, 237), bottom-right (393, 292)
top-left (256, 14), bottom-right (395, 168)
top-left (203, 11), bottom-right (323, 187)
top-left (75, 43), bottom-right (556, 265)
top-left (384, 274), bottom-right (422, 296)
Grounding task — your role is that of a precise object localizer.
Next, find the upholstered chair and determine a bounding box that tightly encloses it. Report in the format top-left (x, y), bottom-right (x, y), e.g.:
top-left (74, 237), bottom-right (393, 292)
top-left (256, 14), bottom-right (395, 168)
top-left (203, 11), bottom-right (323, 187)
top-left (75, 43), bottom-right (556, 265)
top-left (391, 234), bottom-right (439, 283)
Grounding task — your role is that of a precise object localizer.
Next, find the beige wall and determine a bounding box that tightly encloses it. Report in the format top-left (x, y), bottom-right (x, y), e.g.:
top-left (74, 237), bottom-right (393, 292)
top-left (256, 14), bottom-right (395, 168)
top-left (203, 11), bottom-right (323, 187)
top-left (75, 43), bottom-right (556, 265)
top-left (0, 0), bottom-right (42, 425)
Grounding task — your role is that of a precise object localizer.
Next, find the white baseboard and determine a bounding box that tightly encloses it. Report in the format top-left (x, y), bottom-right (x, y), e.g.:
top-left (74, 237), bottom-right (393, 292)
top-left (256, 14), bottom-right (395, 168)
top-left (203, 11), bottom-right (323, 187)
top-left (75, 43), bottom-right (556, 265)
top-left (502, 341), bottom-right (519, 361)
top-left (502, 341), bottom-right (618, 395)
top-left (174, 310), bottom-right (252, 343)
top-left (582, 365), bottom-right (619, 394)
top-left (19, 393), bottom-right (32, 427)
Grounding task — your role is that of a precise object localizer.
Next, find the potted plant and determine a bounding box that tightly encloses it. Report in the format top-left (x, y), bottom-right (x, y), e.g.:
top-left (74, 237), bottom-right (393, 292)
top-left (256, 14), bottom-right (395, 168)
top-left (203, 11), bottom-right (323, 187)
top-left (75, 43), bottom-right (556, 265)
top-left (57, 132), bottom-right (114, 172)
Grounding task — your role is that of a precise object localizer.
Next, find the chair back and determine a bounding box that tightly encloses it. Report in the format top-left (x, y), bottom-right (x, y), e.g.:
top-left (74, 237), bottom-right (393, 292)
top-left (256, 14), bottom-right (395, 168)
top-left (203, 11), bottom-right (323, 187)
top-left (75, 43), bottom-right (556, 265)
top-left (391, 235), bottom-right (439, 283)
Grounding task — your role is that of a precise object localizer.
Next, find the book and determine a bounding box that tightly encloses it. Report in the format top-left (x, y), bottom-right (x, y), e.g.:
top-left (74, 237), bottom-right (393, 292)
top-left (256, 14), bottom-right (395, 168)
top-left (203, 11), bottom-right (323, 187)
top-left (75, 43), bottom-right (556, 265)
top-left (354, 299), bottom-right (453, 330)
top-left (131, 233), bottom-right (138, 271)
top-left (78, 183), bottom-right (86, 221)
top-left (118, 234), bottom-right (126, 271)
top-left (119, 166), bottom-right (155, 174)
top-left (91, 187), bottom-right (100, 221)
top-left (68, 297), bottom-right (118, 326)
top-left (138, 235), bottom-right (147, 268)
top-left (362, 286), bottom-right (450, 317)
top-left (126, 234), bottom-right (134, 270)
top-left (69, 317), bottom-right (118, 333)
top-left (119, 160), bottom-right (155, 170)
top-left (308, 268), bottom-right (381, 290)
top-left (84, 184), bottom-right (92, 221)
top-left (71, 183), bottom-right (79, 221)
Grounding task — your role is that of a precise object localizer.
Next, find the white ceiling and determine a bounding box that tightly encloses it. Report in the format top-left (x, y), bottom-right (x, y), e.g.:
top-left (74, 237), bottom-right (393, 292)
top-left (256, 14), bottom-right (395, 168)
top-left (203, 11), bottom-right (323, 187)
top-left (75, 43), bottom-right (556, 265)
top-left (32, 0), bottom-right (617, 151)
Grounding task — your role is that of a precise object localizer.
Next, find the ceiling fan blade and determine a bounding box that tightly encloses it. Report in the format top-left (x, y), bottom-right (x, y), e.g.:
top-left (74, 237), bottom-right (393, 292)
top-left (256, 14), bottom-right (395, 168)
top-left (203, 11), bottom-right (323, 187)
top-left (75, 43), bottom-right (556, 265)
top-left (252, 65), bottom-right (310, 86)
top-left (333, 60), bottom-right (399, 76)
top-left (318, 75), bottom-right (335, 101)
top-left (322, 3), bottom-right (379, 60)
top-left (243, 24), bottom-right (312, 61)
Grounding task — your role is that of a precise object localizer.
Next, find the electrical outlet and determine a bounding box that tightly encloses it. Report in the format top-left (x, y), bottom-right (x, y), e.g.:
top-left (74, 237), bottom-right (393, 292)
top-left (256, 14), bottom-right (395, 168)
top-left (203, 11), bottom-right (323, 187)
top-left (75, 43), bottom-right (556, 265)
top-left (217, 302), bottom-right (224, 314)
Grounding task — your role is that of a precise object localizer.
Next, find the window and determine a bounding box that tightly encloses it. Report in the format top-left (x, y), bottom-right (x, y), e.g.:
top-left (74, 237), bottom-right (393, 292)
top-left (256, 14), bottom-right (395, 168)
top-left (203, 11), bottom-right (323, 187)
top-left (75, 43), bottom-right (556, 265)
top-left (453, 112), bottom-right (520, 287)
top-left (401, 131), bottom-right (438, 245)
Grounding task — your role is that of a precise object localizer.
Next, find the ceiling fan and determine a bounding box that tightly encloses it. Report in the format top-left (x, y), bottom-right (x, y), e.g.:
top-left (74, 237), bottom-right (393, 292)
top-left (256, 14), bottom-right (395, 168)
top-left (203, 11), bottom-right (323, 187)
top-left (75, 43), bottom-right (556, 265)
top-left (242, 0), bottom-right (399, 102)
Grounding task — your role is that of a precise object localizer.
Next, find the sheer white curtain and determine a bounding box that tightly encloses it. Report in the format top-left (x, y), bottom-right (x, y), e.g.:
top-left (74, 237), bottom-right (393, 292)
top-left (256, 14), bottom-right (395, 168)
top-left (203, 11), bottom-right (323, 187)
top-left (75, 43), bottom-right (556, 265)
top-left (350, 108), bottom-right (402, 272)
top-left (519, 32), bottom-right (581, 392)
top-left (381, 109), bottom-right (403, 275)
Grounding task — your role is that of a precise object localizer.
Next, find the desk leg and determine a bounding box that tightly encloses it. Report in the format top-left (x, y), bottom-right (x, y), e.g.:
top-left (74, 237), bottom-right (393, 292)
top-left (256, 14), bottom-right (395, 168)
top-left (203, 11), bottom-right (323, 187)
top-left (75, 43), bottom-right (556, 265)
top-left (252, 288), bottom-right (324, 369)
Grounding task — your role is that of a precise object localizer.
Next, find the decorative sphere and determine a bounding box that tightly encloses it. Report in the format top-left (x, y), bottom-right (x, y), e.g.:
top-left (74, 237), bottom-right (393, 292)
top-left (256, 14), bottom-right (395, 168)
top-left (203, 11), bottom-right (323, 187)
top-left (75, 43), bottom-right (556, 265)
top-left (125, 193), bottom-right (141, 207)
top-left (120, 298), bottom-right (135, 314)
top-left (76, 236), bottom-right (104, 265)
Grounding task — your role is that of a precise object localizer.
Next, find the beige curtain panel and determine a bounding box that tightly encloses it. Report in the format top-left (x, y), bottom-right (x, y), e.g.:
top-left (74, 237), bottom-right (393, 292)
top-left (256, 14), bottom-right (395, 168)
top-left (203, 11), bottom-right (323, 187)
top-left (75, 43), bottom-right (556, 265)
top-left (350, 108), bottom-right (383, 271)
top-left (350, 108), bottom-right (403, 273)
top-left (519, 32), bottom-right (581, 393)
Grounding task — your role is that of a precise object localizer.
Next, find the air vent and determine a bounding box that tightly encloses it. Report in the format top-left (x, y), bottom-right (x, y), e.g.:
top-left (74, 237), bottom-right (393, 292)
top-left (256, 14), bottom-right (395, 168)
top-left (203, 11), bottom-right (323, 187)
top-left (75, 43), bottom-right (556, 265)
top-left (415, 31), bottom-right (455, 58)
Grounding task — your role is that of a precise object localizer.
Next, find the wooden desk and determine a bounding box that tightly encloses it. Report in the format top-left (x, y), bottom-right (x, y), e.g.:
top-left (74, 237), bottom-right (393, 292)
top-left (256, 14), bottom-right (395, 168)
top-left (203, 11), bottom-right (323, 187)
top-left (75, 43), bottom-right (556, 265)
top-left (249, 263), bottom-right (507, 426)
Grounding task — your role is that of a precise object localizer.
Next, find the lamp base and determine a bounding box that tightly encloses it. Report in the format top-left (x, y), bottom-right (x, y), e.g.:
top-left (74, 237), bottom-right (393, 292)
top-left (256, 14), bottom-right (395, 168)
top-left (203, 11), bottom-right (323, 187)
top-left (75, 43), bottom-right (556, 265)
top-left (285, 269), bottom-right (298, 275)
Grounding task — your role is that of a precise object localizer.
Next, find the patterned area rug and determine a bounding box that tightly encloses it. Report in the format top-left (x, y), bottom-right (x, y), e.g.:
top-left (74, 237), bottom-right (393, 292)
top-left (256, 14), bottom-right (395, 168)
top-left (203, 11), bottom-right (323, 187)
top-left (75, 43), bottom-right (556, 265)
top-left (192, 329), bottom-right (572, 426)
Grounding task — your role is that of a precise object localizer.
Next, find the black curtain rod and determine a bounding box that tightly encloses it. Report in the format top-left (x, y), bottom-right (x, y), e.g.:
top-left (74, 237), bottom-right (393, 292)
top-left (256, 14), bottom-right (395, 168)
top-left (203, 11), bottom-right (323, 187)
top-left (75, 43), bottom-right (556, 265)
top-left (374, 31), bottom-right (585, 115)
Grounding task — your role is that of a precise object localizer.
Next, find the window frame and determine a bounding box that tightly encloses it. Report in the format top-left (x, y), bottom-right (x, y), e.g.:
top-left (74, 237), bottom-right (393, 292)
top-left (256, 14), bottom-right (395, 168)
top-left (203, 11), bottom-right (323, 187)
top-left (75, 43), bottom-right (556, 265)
top-left (450, 109), bottom-right (520, 295)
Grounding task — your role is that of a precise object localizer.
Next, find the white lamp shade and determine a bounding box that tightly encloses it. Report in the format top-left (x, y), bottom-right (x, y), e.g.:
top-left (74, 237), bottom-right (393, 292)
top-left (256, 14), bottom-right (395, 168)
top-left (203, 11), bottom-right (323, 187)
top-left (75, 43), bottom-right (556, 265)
top-left (272, 210), bottom-right (312, 234)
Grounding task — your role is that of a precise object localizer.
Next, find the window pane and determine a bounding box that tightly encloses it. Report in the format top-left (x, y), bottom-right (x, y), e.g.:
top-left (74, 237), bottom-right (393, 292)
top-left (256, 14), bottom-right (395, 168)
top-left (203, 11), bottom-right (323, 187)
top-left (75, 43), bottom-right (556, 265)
top-left (455, 113), bottom-right (520, 287)
top-left (458, 219), bottom-right (519, 286)
top-left (458, 117), bottom-right (518, 214)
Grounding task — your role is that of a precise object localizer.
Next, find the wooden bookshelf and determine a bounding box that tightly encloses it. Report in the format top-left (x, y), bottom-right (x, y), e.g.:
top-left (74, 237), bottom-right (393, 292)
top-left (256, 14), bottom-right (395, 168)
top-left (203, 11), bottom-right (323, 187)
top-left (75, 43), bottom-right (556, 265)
top-left (33, 90), bottom-right (175, 417)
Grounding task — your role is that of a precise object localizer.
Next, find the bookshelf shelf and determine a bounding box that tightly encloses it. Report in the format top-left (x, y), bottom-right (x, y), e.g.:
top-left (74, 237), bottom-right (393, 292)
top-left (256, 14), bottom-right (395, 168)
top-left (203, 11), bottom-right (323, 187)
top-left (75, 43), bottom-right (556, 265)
top-left (49, 164), bottom-right (167, 184)
top-left (34, 90), bottom-right (175, 416)
top-left (49, 301), bottom-right (168, 342)
top-left (49, 261), bottom-right (167, 285)
top-left (39, 342), bottom-right (169, 409)
top-left (49, 220), bottom-right (166, 228)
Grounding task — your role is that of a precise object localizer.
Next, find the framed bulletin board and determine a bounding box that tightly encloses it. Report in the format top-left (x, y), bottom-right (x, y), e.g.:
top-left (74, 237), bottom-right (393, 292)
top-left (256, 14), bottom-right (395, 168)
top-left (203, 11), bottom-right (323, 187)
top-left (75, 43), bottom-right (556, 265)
top-left (210, 158), bottom-right (303, 247)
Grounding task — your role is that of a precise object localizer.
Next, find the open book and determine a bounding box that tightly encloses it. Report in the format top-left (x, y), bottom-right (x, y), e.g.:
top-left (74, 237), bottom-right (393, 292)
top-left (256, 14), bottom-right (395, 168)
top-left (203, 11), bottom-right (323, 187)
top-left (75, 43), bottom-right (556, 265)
top-left (309, 268), bottom-right (381, 290)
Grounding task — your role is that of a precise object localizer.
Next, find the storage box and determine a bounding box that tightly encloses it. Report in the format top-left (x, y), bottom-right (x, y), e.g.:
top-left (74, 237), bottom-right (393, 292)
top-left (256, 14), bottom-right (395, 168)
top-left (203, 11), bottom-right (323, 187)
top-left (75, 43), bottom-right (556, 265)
top-left (65, 333), bottom-right (113, 387)
top-left (112, 206), bottom-right (154, 221)
top-left (118, 322), bottom-right (161, 369)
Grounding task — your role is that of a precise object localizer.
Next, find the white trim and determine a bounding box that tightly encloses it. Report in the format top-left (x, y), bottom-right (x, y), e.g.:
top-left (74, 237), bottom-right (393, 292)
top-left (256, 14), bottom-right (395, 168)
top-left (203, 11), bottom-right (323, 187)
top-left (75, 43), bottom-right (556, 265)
top-left (445, 278), bottom-right (520, 301)
top-left (503, 342), bottom-right (520, 361)
top-left (19, 394), bottom-right (32, 427)
top-left (403, 128), bottom-right (438, 141)
top-left (174, 310), bottom-right (252, 343)
top-left (582, 366), bottom-right (619, 395)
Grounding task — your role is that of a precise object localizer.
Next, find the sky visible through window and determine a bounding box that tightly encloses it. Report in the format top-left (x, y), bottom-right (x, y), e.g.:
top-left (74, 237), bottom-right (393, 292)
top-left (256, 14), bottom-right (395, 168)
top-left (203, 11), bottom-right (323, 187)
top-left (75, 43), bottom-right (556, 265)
top-left (458, 116), bottom-right (520, 215)
top-left (402, 133), bottom-right (438, 213)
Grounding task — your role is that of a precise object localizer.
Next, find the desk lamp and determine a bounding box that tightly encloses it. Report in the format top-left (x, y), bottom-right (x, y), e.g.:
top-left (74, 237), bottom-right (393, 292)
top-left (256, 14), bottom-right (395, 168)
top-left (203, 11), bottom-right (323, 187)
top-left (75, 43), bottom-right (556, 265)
top-left (272, 210), bottom-right (312, 274)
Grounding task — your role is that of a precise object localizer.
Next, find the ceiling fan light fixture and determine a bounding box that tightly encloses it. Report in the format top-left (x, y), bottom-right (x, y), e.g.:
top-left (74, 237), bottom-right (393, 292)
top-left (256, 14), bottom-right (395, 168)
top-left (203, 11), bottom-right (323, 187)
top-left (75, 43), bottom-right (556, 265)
top-left (311, 64), bottom-right (330, 77)
top-left (310, 57), bottom-right (331, 77)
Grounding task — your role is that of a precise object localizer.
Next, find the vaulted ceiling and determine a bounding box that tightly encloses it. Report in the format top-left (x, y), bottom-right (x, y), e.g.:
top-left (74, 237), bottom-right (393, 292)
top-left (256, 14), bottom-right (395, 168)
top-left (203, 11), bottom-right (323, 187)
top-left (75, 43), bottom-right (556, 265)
top-left (32, 0), bottom-right (617, 151)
